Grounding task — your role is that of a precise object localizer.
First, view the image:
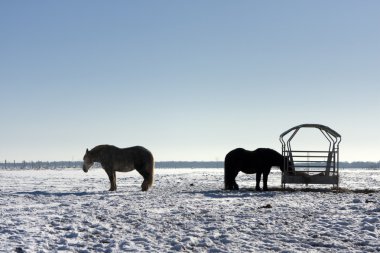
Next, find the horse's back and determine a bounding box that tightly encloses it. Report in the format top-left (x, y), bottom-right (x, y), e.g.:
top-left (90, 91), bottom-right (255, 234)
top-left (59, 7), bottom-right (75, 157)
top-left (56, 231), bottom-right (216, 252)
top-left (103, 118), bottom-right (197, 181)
top-left (254, 148), bottom-right (280, 156)
top-left (225, 148), bottom-right (247, 163)
top-left (122, 146), bottom-right (154, 164)
top-left (253, 148), bottom-right (283, 165)
top-left (225, 148), bottom-right (254, 169)
top-left (225, 148), bottom-right (246, 159)
top-left (225, 148), bottom-right (282, 171)
top-left (96, 145), bottom-right (154, 171)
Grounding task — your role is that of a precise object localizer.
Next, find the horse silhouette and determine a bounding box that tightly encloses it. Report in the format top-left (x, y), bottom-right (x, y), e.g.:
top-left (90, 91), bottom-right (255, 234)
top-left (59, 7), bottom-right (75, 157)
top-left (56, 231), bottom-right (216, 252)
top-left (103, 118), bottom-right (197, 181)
top-left (224, 148), bottom-right (287, 191)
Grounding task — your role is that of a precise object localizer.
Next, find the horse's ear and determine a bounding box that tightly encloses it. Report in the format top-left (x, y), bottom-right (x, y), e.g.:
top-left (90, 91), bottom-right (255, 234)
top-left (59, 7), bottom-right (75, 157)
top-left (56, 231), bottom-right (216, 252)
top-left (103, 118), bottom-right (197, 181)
top-left (86, 148), bottom-right (89, 154)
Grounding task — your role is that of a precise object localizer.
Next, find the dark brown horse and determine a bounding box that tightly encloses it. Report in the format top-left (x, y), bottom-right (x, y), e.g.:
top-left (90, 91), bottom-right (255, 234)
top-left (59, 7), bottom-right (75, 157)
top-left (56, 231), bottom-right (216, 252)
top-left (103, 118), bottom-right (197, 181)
top-left (224, 148), bottom-right (287, 191)
top-left (82, 145), bottom-right (154, 191)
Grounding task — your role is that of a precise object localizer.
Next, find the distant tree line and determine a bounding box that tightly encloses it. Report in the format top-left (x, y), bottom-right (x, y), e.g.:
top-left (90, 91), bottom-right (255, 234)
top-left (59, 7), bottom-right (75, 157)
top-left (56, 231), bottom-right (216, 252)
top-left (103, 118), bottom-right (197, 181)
top-left (0, 160), bottom-right (379, 170)
top-left (0, 160), bottom-right (89, 170)
top-left (156, 161), bottom-right (223, 169)
top-left (339, 161), bottom-right (380, 169)
top-left (0, 160), bottom-right (222, 169)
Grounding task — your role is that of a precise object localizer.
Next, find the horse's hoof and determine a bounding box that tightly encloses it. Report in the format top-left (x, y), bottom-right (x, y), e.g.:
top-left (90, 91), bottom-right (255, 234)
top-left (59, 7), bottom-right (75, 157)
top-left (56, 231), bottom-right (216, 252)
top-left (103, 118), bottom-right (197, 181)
top-left (109, 188), bottom-right (116, 191)
top-left (225, 185), bottom-right (233, 191)
top-left (256, 188), bottom-right (262, 191)
top-left (141, 181), bottom-right (150, 191)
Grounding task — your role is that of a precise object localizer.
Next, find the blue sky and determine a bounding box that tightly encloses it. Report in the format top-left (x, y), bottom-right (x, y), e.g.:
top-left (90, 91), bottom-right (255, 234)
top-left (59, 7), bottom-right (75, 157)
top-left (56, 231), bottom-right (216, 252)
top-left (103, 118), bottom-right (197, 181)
top-left (0, 1), bottom-right (379, 162)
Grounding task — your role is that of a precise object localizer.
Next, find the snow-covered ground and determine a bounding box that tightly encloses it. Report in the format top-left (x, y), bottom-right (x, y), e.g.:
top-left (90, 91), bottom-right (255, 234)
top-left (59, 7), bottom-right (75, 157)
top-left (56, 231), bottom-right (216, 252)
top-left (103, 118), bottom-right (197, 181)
top-left (0, 168), bottom-right (379, 252)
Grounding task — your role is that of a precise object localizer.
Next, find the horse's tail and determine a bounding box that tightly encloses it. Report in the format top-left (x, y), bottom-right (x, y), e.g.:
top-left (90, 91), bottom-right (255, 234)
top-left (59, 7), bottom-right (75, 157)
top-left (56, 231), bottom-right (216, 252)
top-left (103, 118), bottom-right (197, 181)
top-left (147, 160), bottom-right (154, 188)
top-left (141, 158), bottom-right (154, 191)
top-left (224, 158), bottom-right (235, 190)
top-left (224, 163), bottom-right (230, 190)
top-left (224, 151), bottom-right (240, 190)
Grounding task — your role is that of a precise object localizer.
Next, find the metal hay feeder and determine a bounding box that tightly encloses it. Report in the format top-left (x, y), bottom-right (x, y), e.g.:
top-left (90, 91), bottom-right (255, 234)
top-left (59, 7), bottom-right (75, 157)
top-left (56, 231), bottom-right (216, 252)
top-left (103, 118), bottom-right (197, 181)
top-left (279, 124), bottom-right (341, 188)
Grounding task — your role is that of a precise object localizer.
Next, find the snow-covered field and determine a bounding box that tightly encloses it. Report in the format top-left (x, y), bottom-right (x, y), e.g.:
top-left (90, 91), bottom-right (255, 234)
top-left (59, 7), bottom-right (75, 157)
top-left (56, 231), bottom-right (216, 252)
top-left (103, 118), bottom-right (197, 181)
top-left (1, 168), bottom-right (379, 252)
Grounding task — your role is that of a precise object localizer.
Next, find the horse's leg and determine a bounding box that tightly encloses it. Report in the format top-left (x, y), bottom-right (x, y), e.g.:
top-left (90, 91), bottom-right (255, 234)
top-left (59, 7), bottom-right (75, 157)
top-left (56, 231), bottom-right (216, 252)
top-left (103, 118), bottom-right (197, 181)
top-left (136, 166), bottom-right (153, 191)
top-left (231, 175), bottom-right (239, 190)
top-left (255, 172), bottom-right (262, 191)
top-left (106, 169), bottom-right (117, 191)
top-left (263, 172), bottom-right (269, 191)
top-left (111, 171), bottom-right (117, 191)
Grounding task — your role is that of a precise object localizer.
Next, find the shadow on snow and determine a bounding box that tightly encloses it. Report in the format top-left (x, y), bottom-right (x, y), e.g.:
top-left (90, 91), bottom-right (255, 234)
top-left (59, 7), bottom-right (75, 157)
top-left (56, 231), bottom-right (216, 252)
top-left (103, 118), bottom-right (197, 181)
top-left (184, 187), bottom-right (380, 199)
top-left (12, 190), bottom-right (103, 197)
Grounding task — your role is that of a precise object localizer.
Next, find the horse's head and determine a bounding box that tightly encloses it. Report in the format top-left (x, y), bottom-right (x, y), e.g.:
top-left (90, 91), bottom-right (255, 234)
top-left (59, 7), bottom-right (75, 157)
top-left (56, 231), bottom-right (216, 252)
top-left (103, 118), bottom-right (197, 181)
top-left (281, 156), bottom-right (294, 174)
top-left (82, 148), bottom-right (94, 173)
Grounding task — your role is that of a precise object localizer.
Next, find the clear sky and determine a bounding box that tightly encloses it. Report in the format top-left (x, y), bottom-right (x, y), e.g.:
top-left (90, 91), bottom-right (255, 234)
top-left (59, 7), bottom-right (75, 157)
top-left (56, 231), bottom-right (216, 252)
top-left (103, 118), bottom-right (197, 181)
top-left (0, 1), bottom-right (379, 162)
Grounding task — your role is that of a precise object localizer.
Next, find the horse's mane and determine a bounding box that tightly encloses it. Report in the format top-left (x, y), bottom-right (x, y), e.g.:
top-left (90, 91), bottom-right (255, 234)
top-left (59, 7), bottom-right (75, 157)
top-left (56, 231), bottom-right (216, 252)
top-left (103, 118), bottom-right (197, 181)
top-left (89, 145), bottom-right (117, 157)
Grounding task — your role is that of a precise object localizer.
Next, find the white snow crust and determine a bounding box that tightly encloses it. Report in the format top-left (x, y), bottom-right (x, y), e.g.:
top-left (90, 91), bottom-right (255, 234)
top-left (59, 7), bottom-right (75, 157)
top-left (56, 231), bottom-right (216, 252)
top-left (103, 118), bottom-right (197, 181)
top-left (0, 168), bottom-right (379, 252)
